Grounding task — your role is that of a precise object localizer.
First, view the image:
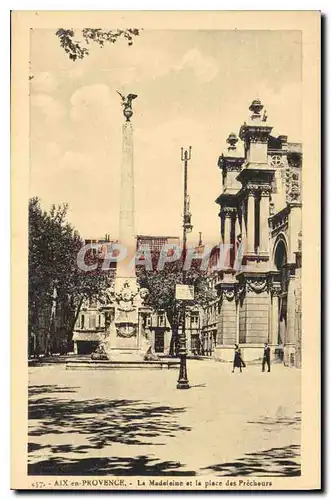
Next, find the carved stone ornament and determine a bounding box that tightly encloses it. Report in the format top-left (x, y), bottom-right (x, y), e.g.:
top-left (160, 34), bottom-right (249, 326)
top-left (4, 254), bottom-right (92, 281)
top-left (235, 284), bottom-right (246, 302)
top-left (226, 162), bottom-right (243, 172)
top-left (249, 98), bottom-right (264, 118)
top-left (249, 134), bottom-right (269, 144)
top-left (246, 278), bottom-right (268, 294)
top-left (246, 187), bottom-right (258, 197)
top-left (260, 188), bottom-right (271, 197)
top-left (115, 280), bottom-right (139, 312)
top-left (116, 324), bottom-right (137, 338)
top-left (221, 287), bottom-right (236, 301)
top-left (285, 164), bottom-right (301, 203)
top-left (139, 288), bottom-right (149, 300)
top-left (270, 154), bottom-right (283, 167)
top-left (222, 206), bottom-right (237, 218)
top-left (269, 284), bottom-right (282, 297)
top-left (226, 132), bottom-right (238, 151)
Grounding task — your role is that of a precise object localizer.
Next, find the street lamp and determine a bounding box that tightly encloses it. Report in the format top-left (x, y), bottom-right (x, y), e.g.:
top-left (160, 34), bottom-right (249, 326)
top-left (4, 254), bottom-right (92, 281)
top-left (177, 146), bottom-right (192, 390)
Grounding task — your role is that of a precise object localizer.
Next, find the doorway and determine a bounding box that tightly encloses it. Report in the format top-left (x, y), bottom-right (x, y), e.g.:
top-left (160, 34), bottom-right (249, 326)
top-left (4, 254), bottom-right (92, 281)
top-left (154, 330), bottom-right (165, 353)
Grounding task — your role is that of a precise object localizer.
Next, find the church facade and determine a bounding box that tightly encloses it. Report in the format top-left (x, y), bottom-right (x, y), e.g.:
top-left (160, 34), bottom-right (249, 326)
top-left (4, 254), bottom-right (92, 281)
top-left (203, 99), bottom-right (302, 367)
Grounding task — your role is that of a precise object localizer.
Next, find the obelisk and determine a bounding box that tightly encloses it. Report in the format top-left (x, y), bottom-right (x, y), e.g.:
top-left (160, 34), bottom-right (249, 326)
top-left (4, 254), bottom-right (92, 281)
top-left (104, 92), bottom-right (151, 360)
top-left (117, 91), bottom-right (137, 277)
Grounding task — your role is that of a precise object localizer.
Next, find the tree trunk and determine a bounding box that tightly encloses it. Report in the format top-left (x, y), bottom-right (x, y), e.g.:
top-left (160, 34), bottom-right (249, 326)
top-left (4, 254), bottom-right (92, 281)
top-left (167, 307), bottom-right (180, 357)
top-left (67, 296), bottom-right (84, 344)
top-left (44, 317), bottom-right (53, 357)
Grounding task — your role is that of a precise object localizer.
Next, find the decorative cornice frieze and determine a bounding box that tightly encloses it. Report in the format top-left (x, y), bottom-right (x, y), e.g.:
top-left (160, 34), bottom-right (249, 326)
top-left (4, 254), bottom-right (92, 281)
top-left (226, 162), bottom-right (245, 172)
top-left (237, 183), bottom-right (272, 200)
top-left (218, 155), bottom-right (245, 172)
top-left (221, 206), bottom-right (237, 218)
top-left (269, 283), bottom-right (282, 297)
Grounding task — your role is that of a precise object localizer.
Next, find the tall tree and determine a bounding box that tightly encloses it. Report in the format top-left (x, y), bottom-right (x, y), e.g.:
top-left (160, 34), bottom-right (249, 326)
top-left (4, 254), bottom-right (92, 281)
top-left (29, 197), bottom-right (112, 355)
top-left (56, 28), bottom-right (141, 61)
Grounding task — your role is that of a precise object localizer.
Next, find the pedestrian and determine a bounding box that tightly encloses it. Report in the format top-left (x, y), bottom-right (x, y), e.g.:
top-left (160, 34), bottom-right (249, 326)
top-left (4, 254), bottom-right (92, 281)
top-left (232, 344), bottom-right (246, 373)
top-left (262, 342), bottom-right (271, 372)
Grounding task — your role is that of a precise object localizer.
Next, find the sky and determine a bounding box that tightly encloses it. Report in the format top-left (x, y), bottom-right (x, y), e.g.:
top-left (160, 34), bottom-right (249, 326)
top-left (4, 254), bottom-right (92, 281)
top-left (30, 29), bottom-right (302, 246)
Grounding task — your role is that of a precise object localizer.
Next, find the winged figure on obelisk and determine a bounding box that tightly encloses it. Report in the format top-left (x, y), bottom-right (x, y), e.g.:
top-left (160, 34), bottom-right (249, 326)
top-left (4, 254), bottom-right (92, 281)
top-left (117, 91), bottom-right (138, 121)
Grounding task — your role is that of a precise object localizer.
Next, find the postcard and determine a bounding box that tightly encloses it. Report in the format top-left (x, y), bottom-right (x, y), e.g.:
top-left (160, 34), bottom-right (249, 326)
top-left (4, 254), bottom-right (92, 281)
top-left (11, 10), bottom-right (320, 490)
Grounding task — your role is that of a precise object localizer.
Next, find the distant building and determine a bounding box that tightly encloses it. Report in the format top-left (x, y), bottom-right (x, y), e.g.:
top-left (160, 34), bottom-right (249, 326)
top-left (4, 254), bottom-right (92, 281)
top-left (136, 235), bottom-right (180, 252)
top-left (72, 236), bottom-right (116, 354)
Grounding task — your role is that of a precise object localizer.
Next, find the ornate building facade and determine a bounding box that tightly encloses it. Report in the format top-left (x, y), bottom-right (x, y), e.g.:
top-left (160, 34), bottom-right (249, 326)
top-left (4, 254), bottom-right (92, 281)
top-left (209, 99), bottom-right (302, 367)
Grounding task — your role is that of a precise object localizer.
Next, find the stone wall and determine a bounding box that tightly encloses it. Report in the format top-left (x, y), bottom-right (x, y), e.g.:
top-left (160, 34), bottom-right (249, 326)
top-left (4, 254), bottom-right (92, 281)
top-left (239, 290), bottom-right (269, 344)
top-left (217, 298), bottom-right (237, 345)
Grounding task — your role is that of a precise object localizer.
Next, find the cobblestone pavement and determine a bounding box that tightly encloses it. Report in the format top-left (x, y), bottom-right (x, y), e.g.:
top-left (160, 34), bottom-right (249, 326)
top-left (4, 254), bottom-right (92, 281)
top-left (28, 359), bottom-right (301, 476)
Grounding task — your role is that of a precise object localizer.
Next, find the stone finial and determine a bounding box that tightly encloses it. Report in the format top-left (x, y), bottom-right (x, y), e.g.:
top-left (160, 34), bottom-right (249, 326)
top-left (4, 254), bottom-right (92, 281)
top-left (249, 98), bottom-right (264, 121)
top-left (226, 132), bottom-right (238, 151)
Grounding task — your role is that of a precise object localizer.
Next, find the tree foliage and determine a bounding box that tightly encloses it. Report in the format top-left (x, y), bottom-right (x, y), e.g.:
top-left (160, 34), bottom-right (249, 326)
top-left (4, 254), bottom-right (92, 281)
top-left (56, 28), bottom-right (141, 61)
top-left (136, 250), bottom-right (217, 355)
top-left (29, 197), bottom-right (112, 355)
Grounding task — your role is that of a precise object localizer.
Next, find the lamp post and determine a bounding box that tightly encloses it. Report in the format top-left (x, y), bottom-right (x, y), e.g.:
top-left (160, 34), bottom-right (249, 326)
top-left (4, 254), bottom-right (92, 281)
top-left (177, 146), bottom-right (193, 390)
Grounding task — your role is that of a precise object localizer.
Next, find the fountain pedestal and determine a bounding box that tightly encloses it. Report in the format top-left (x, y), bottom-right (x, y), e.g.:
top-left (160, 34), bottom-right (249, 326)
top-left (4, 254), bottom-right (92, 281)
top-left (102, 278), bottom-right (151, 361)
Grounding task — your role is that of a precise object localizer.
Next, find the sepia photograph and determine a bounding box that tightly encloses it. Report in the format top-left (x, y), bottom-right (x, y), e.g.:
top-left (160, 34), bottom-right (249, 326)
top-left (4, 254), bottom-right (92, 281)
top-left (11, 10), bottom-right (320, 490)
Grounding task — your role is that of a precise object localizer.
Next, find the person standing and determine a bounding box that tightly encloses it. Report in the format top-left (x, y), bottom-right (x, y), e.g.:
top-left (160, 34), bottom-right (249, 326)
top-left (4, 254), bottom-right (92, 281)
top-left (232, 344), bottom-right (246, 373)
top-left (262, 343), bottom-right (271, 372)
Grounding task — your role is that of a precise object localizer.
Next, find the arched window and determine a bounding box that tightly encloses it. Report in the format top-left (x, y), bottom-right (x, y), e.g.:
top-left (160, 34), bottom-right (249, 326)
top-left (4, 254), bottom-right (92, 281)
top-left (274, 239), bottom-right (287, 270)
top-left (274, 238), bottom-right (288, 289)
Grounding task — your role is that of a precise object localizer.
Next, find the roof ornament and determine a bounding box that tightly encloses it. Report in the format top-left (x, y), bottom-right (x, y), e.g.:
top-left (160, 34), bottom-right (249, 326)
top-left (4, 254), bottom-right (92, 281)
top-left (226, 132), bottom-right (238, 151)
top-left (249, 98), bottom-right (264, 121)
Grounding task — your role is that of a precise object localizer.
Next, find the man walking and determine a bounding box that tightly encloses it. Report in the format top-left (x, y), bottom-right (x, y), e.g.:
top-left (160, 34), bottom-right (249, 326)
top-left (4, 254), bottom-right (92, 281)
top-left (262, 343), bottom-right (271, 372)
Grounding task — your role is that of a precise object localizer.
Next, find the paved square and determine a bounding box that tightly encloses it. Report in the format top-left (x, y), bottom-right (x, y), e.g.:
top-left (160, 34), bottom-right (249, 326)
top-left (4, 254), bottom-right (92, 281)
top-left (28, 360), bottom-right (301, 476)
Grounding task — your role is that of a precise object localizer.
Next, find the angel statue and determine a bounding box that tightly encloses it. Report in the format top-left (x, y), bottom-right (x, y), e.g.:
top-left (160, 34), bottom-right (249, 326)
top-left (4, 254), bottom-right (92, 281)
top-left (117, 91), bottom-right (138, 121)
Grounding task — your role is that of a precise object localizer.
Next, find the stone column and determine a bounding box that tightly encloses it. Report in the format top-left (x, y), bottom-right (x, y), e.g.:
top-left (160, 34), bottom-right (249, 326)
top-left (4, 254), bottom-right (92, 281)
top-left (230, 214), bottom-right (237, 267)
top-left (236, 299), bottom-right (240, 344)
top-left (286, 276), bottom-right (295, 345)
top-left (270, 293), bottom-right (279, 345)
top-left (221, 297), bottom-right (237, 344)
top-left (223, 212), bottom-right (232, 267)
top-left (216, 300), bottom-right (223, 346)
top-left (260, 191), bottom-right (270, 254)
top-left (246, 192), bottom-right (255, 253)
top-left (241, 200), bottom-right (247, 248)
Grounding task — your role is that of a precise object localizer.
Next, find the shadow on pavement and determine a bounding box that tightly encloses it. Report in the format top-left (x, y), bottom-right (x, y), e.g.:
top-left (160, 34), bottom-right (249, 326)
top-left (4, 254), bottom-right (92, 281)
top-left (247, 411), bottom-right (301, 432)
top-left (29, 385), bottom-right (80, 396)
top-left (28, 384), bottom-right (192, 476)
top-left (202, 444), bottom-right (300, 477)
top-left (28, 455), bottom-right (196, 476)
